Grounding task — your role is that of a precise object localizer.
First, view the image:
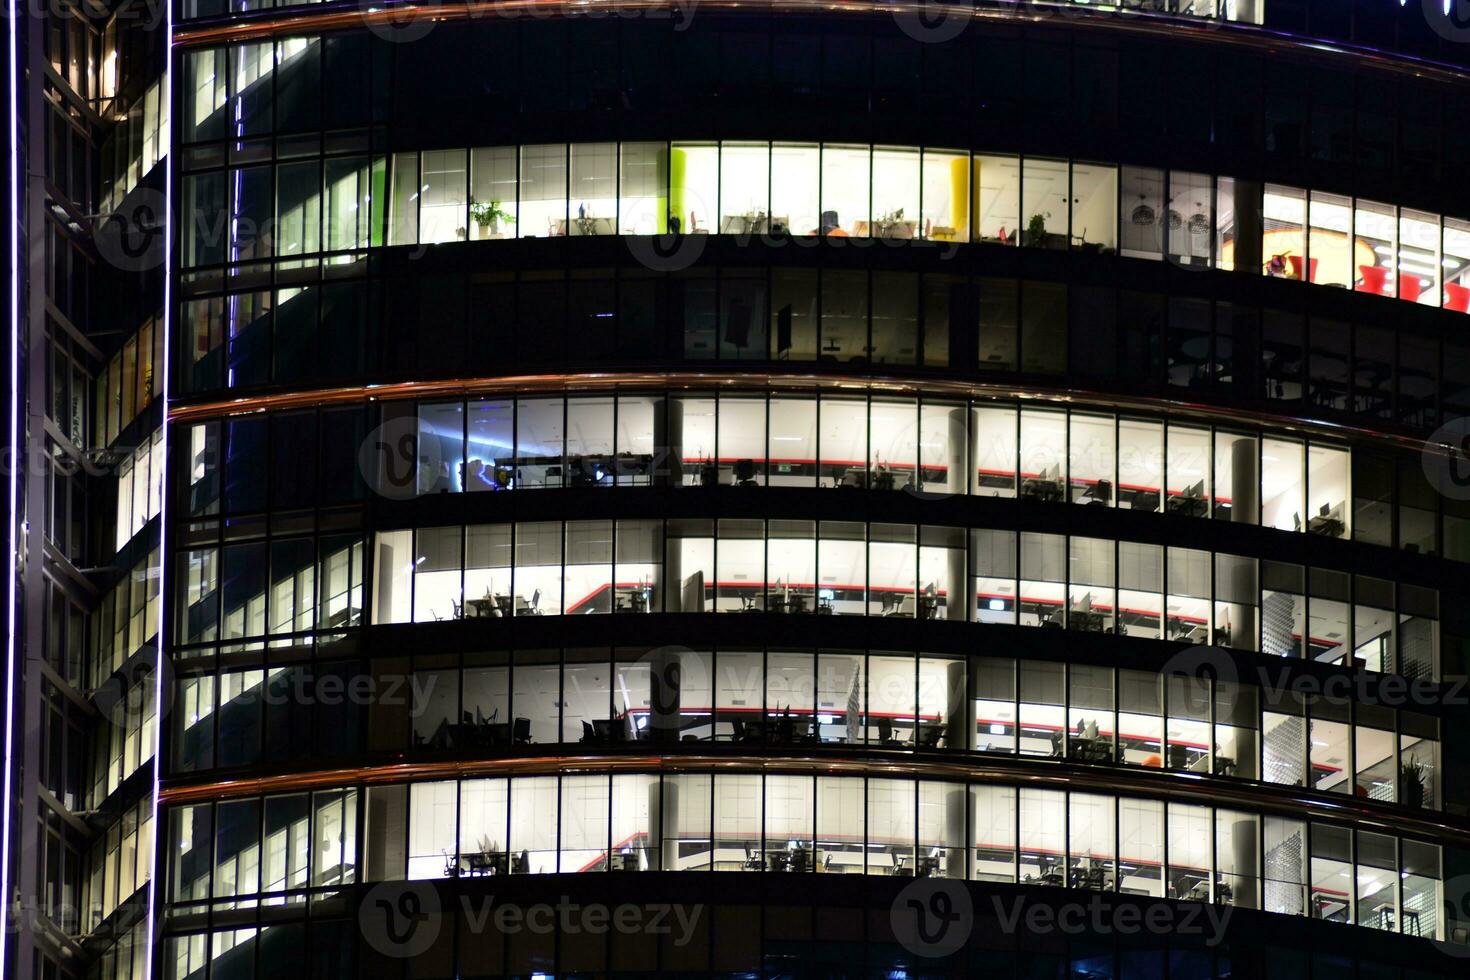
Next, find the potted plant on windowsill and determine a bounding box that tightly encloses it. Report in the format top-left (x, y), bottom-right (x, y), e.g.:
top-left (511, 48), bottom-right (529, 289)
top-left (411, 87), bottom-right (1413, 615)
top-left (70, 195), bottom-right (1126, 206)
top-left (1400, 757), bottom-right (1427, 808)
top-left (1024, 211), bottom-right (1066, 249)
top-left (470, 200), bottom-right (512, 238)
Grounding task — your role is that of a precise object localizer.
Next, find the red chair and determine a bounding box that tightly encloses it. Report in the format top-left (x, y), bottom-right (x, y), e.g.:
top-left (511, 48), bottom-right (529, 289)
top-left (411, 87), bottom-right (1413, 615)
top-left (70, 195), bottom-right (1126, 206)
top-left (1287, 255), bottom-right (1319, 282)
top-left (1445, 282), bottom-right (1470, 313)
top-left (1357, 265), bottom-right (1390, 295)
top-left (1398, 274), bottom-right (1422, 303)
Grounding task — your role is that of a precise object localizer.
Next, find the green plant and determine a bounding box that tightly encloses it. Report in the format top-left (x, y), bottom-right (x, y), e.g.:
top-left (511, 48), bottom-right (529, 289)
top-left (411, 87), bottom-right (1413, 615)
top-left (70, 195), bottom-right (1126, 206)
top-left (1024, 211), bottom-right (1051, 246)
top-left (1400, 757), bottom-right (1427, 807)
top-left (470, 200), bottom-right (512, 229)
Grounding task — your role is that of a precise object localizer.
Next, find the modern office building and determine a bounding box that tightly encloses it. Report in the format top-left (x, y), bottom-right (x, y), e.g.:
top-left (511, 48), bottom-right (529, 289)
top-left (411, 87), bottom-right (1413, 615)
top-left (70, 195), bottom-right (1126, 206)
top-left (57, 0), bottom-right (1470, 976)
top-left (1, 2), bottom-right (168, 980)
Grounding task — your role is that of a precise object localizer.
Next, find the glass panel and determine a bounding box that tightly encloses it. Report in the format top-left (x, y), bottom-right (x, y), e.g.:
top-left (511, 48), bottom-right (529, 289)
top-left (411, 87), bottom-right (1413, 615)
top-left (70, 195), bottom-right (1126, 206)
top-left (1120, 166), bottom-right (1164, 260)
top-left (1021, 158), bottom-right (1067, 249)
top-left (1443, 217), bottom-right (1470, 312)
top-left (1018, 410), bottom-right (1065, 503)
top-left (519, 144), bottom-right (568, 238)
top-left (719, 141), bottom-right (771, 234)
top-left (1065, 162), bottom-right (1115, 254)
top-left (1354, 199), bottom-right (1396, 297)
top-left (1308, 190), bottom-right (1352, 286)
top-left (1019, 789), bottom-right (1065, 886)
top-left (671, 141), bottom-right (716, 234)
top-left (870, 147), bottom-right (919, 239)
top-left (420, 148), bottom-right (467, 244)
top-left (1261, 438), bottom-right (1304, 532)
top-left (619, 142), bottom-right (667, 235)
top-left (1167, 171), bottom-right (1211, 267)
top-left (1263, 184), bottom-right (1306, 279)
top-left (921, 150), bottom-right (968, 242)
top-left (972, 785), bottom-right (1016, 882)
top-left (469, 146), bottom-right (517, 240)
top-left (1069, 414), bottom-right (1115, 505)
top-left (1400, 209), bottom-right (1440, 306)
top-left (771, 142), bottom-right (819, 236)
top-left (974, 154), bottom-right (1019, 244)
top-left (568, 143), bottom-right (616, 235)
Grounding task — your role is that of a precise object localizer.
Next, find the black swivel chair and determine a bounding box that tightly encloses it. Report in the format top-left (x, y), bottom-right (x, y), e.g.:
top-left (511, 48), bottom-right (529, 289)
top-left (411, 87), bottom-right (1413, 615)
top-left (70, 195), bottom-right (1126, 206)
top-left (512, 717), bottom-right (531, 744)
top-left (733, 458), bottom-right (758, 487)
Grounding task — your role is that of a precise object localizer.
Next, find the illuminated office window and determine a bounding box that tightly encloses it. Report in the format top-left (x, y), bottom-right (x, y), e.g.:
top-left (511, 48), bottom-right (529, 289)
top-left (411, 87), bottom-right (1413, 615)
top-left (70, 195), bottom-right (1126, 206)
top-left (671, 141), bottom-right (717, 234)
top-left (519, 144), bottom-right (568, 238)
top-left (387, 152), bottom-right (419, 247)
top-left (974, 154), bottom-right (1019, 244)
top-left (821, 144), bottom-right (869, 237)
top-left (1071, 162), bottom-right (1117, 253)
top-left (1167, 171), bottom-right (1212, 267)
top-left (921, 150), bottom-right (969, 242)
top-left (771, 143), bottom-right (820, 236)
top-left (1400, 209), bottom-right (1441, 307)
top-left (720, 142), bottom-right (771, 234)
top-left (420, 149), bottom-right (467, 244)
top-left (1263, 184), bottom-right (1306, 279)
top-left (1120, 166), bottom-right (1164, 260)
top-left (1354, 199), bottom-right (1397, 297)
top-left (1021, 157), bottom-right (1068, 249)
top-left (469, 146), bottom-right (517, 241)
top-left (569, 143), bottom-right (616, 235)
top-left (871, 146), bottom-right (919, 239)
top-left (1308, 190), bottom-right (1352, 287)
top-left (1442, 217), bottom-right (1470, 312)
top-left (618, 142), bottom-right (668, 235)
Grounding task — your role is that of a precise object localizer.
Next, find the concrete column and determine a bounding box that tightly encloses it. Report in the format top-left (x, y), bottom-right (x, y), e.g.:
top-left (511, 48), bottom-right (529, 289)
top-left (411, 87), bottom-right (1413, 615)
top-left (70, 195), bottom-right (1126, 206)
top-left (665, 539), bottom-right (684, 613)
top-left (1228, 437), bottom-right (1261, 649)
top-left (1230, 437), bottom-right (1259, 525)
top-left (946, 661), bottom-right (968, 751)
top-left (946, 548), bottom-right (970, 623)
top-left (1231, 817), bottom-right (1259, 909)
top-left (649, 647), bottom-right (683, 743)
top-left (944, 407), bottom-right (967, 494)
top-left (660, 396), bottom-right (684, 488)
top-left (649, 779), bottom-right (671, 871)
top-left (945, 787), bottom-right (968, 880)
top-left (1233, 179), bottom-right (1263, 274)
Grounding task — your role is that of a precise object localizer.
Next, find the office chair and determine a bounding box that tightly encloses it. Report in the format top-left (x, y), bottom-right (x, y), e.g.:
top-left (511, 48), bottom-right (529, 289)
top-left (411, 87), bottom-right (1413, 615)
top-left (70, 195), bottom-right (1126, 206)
top-left (733, 458), bottom-right (758, 486)
top-left (530, 588), bottom-right (542, 614)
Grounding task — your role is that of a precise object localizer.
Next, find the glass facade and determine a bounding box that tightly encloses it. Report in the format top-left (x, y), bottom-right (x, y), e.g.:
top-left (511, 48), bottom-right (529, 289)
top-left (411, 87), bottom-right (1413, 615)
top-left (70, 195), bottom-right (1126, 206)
top-left (169, 645), bottom-right (1443, 814)
top-left (152, 7), bottom-right (1470, 976)
top-left (166, 772), bottom-right (1442, 935)
top-left (179, 132), bottom-right (1470, 319)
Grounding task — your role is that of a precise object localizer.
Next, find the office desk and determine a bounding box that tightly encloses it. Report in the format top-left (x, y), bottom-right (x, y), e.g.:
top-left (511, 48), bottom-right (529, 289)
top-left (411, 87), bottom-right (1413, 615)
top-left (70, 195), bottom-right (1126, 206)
top-left (561, 216), bottom-right (615, 236)
top-left (720, 214), bottom-right (787, 235)
top-left (1070, 737), bottom-right (1114, 763)
top-left (767, 593), bottom-right (811, 615)
top-left (912, 722), bottom-right (947, 748)
top-left (1165, 494), bottom-right (1209, 518)
top-left (465, 596), bottom-right (504, 618)
top-left (1020, 478), bottom-right (1064, 502)
top-left (1068, 608), bottom-right (1108, 633)
top-left (614, 590), bottom-right (649, 614)
top-left (1307, 514), bottom-right (1346, 538)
